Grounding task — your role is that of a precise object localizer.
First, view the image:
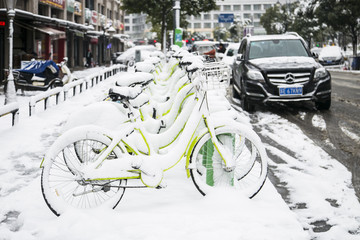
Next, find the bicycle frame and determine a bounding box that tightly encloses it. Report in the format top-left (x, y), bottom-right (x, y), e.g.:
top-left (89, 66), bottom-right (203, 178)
top-left (81, 84), bottom-right (238, 186)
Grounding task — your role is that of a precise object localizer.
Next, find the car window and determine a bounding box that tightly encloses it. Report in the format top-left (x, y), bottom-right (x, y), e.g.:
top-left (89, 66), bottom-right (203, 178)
top-left (226, 48), bottom-right (235, 56)
top-left (249, 39), bottom-right (309, 59)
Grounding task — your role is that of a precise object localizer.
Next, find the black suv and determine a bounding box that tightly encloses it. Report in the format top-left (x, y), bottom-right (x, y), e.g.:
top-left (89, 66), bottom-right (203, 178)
top-left (232, 33), bottom-right (331, 111)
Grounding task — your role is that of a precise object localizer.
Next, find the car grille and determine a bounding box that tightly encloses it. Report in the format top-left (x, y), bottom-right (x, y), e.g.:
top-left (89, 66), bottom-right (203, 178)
top-left (266, 71), bottom-right (311, 85)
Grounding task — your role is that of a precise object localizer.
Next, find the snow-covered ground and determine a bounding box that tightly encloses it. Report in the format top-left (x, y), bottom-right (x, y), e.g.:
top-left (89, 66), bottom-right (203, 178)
top-left (0, 67), bottom-right (359, 240)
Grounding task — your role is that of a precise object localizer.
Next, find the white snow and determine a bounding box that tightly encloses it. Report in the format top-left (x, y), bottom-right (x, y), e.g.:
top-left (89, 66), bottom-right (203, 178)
top-left (254, 112), bottom-right (360, 240)
top-left (311, 114), bottom-right (326, 131)
top-left (0, 60), bottom-right (359, 239)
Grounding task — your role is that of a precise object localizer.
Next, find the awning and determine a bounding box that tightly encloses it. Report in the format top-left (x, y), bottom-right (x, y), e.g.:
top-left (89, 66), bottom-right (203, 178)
top-left (34, 26), bottom-right (66, 40)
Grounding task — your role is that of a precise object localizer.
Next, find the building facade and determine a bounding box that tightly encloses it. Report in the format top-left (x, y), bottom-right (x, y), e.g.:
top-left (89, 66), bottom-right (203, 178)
top-left (0, 0), bottom-right (125, 84)
top-left (124, 13), bottom-right (151, 41)
top-left (186, 0), bottom-right (286, 40)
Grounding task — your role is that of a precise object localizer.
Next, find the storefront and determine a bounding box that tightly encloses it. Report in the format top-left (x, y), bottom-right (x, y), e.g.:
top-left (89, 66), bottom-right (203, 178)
top-left (33, 26), bottom-right (66, 62)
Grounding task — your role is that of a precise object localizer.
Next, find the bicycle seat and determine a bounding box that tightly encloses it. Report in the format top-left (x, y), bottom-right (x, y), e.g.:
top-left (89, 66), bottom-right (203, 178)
top-left (109, 85), bottom-right (143, 102)
top-left (115, 72), bottom-right (154, 87)
top-left (179, 55), bottom-right (203, 68)
top-left (186, 59), bottom-right (204, 73)
top-left (143, 56), bottom-right (161, 66)
top-left (135, 62), bottom-right (155, 73)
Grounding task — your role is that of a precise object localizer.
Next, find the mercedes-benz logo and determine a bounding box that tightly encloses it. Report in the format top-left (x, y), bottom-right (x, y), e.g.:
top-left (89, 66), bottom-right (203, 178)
top-left (285, 73), bottom-right (295, 83)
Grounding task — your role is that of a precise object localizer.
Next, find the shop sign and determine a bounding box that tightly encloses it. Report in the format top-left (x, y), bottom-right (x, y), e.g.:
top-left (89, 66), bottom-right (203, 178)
top-left (91, 10), bottom-right (98, 25)
top-left (99, 14), bottom-right (106, 27)
top-left (106, 19), bottom-right (113, 28)
top-left (74, 1), bottom-right (82, 16)
top-left (67, 0), bottom-right (74, 13)
top-left (90, 37), bottom-right (98, 44)
top-left (85, 8), bottom-right (91, 23)
top-left (39, 0), bottom-right (65, 10)
top-left (114, 20), bottom-right (121, 30)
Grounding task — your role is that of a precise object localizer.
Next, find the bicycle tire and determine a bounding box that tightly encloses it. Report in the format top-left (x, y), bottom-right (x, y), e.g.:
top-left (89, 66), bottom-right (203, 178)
top-left (41, 127), bottom-right (127, 216)
top-left (189, 124), bottom-right (268, 198)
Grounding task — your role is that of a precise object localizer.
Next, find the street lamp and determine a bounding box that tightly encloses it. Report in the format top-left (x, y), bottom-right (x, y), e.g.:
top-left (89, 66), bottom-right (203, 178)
top-left (4, 0), bottom-right (18, 105)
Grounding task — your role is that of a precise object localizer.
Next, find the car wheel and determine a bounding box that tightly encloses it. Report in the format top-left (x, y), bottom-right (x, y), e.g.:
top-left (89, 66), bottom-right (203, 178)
top-left (315, 98), bottom-right (331, 110)
top-left (241, 95), bottom-right (255, 112)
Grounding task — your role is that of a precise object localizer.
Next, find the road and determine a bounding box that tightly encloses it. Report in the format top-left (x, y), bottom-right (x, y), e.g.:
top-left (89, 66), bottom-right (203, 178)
top-left (229, 70), bottom-right (360, 235)
top-left (236, 70), bottom-right (360, 199)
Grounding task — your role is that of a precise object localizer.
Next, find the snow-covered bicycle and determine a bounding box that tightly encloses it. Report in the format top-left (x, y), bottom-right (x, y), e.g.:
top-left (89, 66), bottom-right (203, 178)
top-left (40, 61), bottom-right (268, 216)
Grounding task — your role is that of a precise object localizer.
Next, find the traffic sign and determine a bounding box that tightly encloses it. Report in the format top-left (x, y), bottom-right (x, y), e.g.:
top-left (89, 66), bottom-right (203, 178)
top-left (218, 14), bottom-right (234, 23)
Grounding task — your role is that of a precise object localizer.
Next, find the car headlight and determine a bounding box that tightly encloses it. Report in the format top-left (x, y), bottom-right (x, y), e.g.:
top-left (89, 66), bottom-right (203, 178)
top-left (314, 67), bottom-right (328, 81)
top-left (246, 69), bottom-right (264, 81)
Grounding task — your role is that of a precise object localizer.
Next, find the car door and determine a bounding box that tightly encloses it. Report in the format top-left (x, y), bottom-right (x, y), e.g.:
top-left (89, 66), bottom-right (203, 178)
top-left (233, 39), bottom-right (247, 88)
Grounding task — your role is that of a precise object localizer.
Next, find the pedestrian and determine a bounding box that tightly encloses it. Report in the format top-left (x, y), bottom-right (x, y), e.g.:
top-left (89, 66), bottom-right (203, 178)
top-left (218, 43), bottom-right (226, 54)
top-left (86, 49), bottom-right (93, 68)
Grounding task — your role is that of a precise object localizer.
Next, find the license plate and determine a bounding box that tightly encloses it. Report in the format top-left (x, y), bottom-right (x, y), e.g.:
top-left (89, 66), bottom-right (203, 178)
top-left (279, 86), bottom-right (303, 96)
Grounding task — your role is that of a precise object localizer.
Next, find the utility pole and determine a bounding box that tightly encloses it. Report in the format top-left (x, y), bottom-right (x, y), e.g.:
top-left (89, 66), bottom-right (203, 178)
top-left (4, 0), bottom-right (18, 105)
top-left (173, 0), bottom-right (182, 47)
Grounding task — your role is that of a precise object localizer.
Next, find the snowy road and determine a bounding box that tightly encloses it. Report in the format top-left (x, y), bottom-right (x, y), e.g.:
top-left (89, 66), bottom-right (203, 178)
top-left (0, 69), bottom-right (359, 240)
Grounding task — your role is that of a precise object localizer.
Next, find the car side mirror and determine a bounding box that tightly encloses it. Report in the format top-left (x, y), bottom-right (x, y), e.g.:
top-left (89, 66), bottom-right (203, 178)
top-left (312, 52), bottom-right (318, 59)
top-left (236, 54), bottom-right (244, 61)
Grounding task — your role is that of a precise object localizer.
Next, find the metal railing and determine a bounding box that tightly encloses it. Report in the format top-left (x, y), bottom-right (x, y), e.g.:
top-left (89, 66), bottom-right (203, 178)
top-left (0, 64), bottom-right (127, 126)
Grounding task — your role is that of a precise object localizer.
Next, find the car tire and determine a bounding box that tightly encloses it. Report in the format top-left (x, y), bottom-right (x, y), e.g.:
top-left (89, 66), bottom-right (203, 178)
top-left (315, 98), bottom-right (331, 110)
top-left (241, 95), bottom-right (255, 112)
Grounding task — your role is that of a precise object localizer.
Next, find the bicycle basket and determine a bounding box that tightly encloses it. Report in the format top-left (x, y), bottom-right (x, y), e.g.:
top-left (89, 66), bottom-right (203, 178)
top-left (201, 62), bottom-right (230, 90)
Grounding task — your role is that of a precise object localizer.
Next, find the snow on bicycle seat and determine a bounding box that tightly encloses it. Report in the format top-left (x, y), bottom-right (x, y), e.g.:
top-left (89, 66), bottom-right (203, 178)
top-left (143, 56), bottom-right (161, 65)
top-left (186, 58), bottom-right (204, 73)
top-left (115, 72), bottom-right (154, 87)
top-left (180, 55), bottom-right (203, 67)
top-left (129, 92), bottom-right (150, 109)
top-left (135, 62), bottom-right (155, 73)
top-left (109, 85), bottom-right (143, 101)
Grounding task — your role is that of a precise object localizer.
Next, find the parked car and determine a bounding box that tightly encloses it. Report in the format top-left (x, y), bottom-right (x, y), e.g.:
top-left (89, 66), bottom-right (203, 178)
top-left (221, 42), bottom-right (240, 68)
top-left (190, 41), bottom-right (218, 61)
top-left (310, 47), bottom-right (322, 57)
top-left (116, 45), bottom-right (158, 65)
top-left (232, 33), bottom-right (331, 111)
top-left (111, 52), bottom-right (123, 63)
top-left (220, 42), bottom-right (240, 82)
top-left (318, 46), bottom-right (344, 66)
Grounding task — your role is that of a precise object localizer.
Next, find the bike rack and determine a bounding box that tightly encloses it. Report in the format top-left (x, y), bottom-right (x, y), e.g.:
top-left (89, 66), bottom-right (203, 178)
top-left (0, 102), bottom-right (19, 126)
top-left (29, 87), bottom-right (63, 116)
top-left (26, 65), bottom-right (126, 117)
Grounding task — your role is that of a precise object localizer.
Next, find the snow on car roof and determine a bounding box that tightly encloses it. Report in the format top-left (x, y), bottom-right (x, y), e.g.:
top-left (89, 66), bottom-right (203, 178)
top-left (246, 34), bottom-right (302, 42)
top-left (193, 41), bottom-right (216, 46)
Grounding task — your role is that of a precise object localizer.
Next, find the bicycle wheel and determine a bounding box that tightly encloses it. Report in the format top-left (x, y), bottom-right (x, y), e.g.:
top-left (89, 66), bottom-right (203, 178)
top-left (189, 124), bottom-right (267, 198)
top-left (41, 127), bottom-right (127, 216)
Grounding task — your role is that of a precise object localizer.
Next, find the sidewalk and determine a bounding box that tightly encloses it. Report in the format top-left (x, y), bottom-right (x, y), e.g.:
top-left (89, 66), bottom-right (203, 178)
top-left (0, 71), bottom-right (309, 240)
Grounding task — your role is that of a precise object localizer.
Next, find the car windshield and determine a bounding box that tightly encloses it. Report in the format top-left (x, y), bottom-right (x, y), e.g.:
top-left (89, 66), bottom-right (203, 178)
top-left (196, 45), bottom-right (214, 54)
top-left (249, 39), bottom-right (309, 60)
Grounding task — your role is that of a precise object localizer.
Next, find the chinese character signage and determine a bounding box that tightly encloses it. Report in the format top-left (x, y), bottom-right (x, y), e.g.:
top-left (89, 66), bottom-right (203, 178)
top-left (218, 14), bottom-right (234, 23)
top-left (174, 28), bottom-right (183, 47)
top-left (67, 0), bottom-right (74, 12)
top-left (91, 10), bottom-right (98, 25)
top-left (74, 1), bottom-right (82, 16)
top-left (40, 0), bottom-right (65, 10)
top-left (85, 8), bottom-right (91, 23)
